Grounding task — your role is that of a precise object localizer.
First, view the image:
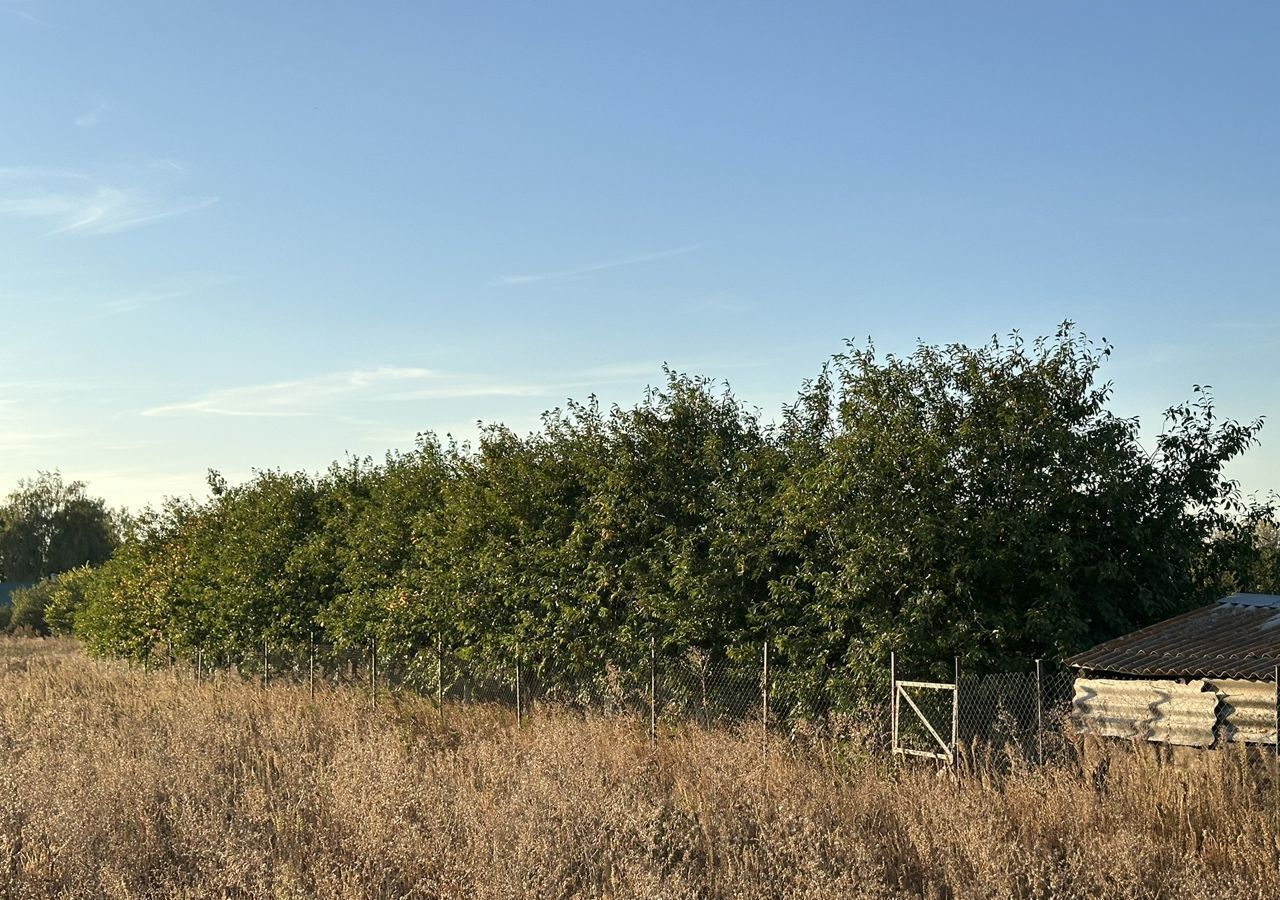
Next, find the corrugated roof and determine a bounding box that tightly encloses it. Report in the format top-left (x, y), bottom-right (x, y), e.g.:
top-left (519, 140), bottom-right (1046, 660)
top-left (1065, 593), bottom-right (1280, 681)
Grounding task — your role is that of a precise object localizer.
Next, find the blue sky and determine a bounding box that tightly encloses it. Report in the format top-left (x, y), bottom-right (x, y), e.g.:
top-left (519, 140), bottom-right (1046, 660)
top-left (1, 1), bottom-right (1277, 510)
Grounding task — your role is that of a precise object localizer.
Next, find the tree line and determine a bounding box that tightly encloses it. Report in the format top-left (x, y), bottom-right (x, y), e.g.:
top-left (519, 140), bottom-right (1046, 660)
top-left (23, 326), bottom-right (1280, 693)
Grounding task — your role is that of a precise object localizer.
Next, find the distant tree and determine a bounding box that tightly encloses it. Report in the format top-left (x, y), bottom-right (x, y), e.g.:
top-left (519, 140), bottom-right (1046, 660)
top-left (1219, 514), bottom-right (1280, 595)
top-left (1254, 518), bottom-right (1280, 592)
top-left (0, 472), bottom-right (118, 581)
top-left (7, 579), bottom-right (54, 636)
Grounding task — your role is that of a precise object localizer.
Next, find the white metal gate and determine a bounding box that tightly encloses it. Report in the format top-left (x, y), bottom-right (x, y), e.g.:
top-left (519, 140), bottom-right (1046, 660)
top-left (891, 653), bottom-right (957, 763)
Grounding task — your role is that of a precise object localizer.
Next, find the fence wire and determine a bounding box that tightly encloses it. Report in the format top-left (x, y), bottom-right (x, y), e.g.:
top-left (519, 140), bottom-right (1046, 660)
top-left (151, 639), bottom-right (1083, 763)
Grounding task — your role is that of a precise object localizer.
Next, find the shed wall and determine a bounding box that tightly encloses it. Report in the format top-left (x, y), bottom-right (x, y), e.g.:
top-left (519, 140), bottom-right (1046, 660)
top-left (1072, 677), bottom-right (1218, 747)
top-left (1208, 679), bottom-right (1278, 745)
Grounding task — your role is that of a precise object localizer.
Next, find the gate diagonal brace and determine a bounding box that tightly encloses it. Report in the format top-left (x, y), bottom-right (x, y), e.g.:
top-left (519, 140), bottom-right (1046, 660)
top-left (896, 684), bottom-right (953, 761)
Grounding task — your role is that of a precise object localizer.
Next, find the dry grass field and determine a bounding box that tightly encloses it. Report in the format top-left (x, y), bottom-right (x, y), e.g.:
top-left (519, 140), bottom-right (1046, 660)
top-left (0, 639), bottom-right (1273, 899)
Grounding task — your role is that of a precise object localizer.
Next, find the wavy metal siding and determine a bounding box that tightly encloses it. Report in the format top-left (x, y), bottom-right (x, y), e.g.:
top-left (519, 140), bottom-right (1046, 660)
top-left (1072, 678), bottom-right (1218, 747)
top-left (1209, 679), bottom-right (1278, 745)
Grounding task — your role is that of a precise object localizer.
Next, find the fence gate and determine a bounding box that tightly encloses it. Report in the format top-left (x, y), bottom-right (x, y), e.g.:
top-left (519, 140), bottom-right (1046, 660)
top-left (891, 653), bottom-right (957, 764)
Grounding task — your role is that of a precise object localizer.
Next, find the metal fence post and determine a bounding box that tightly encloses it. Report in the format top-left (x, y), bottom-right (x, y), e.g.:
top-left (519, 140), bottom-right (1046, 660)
top-left (761, 641), bottom-right (770, 757)
top-left (515, 657), bottom-right (523, 727)
top-left (437, 634), bottom-right (445, 724)
top-left (649, 636), bottom-right (657, 747)
top-left (890, 651), bottom-right (897, 757)
top-left (263, 638), bottom-right (269, 688)
top-left (196, 648), bottom-right (202, 682)
top-left (370, 637), bottom-right (378, 709)
top-left (309, 631), bottom-right (315, 699)
top-left (1035, 658), bottom-right (1045, 765)
top-left (952, 655), bottom-right (960, 766)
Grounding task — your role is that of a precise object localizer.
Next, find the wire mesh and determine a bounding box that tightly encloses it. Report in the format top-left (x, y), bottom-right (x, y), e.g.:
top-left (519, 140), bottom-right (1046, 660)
top-left (955, 664), bottom-right (1078, 764)
top-left (657, 649), bottom-right (761, 727)
top-left (151, 636), bottom-right (1089, 764)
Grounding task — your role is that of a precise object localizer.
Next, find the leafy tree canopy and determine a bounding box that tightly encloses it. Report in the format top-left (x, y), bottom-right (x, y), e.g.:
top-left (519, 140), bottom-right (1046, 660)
top-left (0, 472), bottom-right (119, 582)
top-left (770, 325), bottom-right (1269, 685)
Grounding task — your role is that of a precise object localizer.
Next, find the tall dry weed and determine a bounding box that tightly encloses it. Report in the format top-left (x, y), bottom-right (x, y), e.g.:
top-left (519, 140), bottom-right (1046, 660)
top-left (0, 639), bottom-right (1273, 899)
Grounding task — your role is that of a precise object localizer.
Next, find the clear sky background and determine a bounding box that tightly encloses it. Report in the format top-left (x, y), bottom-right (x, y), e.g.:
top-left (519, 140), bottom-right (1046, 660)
top-left (1, 1), bottom-right (1277, 512)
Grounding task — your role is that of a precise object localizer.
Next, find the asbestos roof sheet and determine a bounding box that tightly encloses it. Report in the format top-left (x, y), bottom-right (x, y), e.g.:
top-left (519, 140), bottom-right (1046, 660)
top-left (1065, 593), bottom-right (1280, 681)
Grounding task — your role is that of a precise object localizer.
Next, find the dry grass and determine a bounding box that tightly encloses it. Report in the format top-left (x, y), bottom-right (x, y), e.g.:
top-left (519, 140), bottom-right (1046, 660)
top-left (0, 639), bottom-right (1273, 899)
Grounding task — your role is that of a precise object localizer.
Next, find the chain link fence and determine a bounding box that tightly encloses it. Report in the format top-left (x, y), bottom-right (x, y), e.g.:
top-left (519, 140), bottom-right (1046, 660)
top-left (143, 638), bottom-right (1081, 764)
top-left (956, 665), bottom-right (1077, 765)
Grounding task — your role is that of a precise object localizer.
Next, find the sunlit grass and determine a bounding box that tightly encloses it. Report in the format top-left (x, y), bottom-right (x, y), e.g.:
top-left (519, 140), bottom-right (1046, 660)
top-left (0, 639), bottom-right (1273, 898)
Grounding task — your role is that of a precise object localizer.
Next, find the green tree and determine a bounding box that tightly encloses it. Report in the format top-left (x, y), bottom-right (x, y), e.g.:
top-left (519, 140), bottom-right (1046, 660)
top-left (8, 579), bottom-right (55, 635)
top-left (44, 565), bottom-right (99, 636)
top-left (74, 502), bottom-right (190, 660)
top-left (771, 324), bottom-right (1269, 690)
top-left (319, 442), bottom-right (455, 652)
top-left (1217, 514), bottom-right (1280, 594)
top-left (587, 374), bottom-right (775, 658)
top-left (1250, 518), bottom-right (1280, 592)
top-left (422, 407), bottom-right (611, 676)
top-left (0, 472), bottom-right (118, 581)
top-left (174, 469), bottom-right (331, 658)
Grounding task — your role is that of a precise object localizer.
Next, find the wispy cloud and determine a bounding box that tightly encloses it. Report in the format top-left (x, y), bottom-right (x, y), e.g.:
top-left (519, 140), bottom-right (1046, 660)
top-left (0, 165), bottom-right (216, 236)
top-left (142, 367), bottom-right (546, 418)
top-left (101, 288), bottom-right (191, 316)
top-left (1, 1), bottom-right (47, 27)
top-left (74, 98), bottom-right (112, 128)
top-left (492, 245), bottom-right (699, 286)
top-left (91, 274), bottom-right (231, 318)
